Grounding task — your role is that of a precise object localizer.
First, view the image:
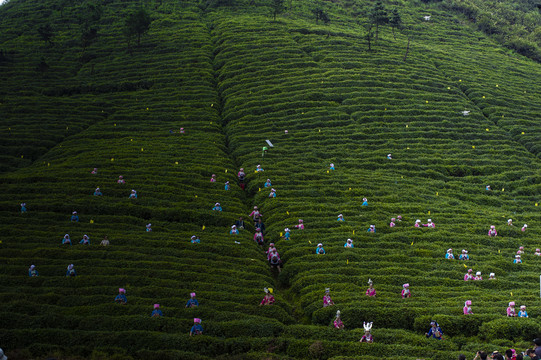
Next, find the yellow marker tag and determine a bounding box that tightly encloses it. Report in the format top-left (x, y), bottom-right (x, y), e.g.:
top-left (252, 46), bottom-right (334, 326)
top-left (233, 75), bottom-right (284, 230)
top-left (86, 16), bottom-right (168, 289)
top-left (498, 249), bottom-right (501, 253)
top-left (384, 108), bottom-right (387, 111)
top-left (210, 122), bottom-right (212, 124)
top-left (426, 100), bottom-right (428, 103)
top-left (8, 128), bottom-right (10, 130)
top-left (280, 232), bottom-right (283, 237)
top-left (502, 188), bottom-right (505, 191)
top-left (521, 132), bottom-right (525, 135)
top-left (175, 161), bottom-right (178, 165)
top-left (111, 158), bottom-right (114, 162)
top-left (202, 225), bottom-right (205, 230)
top-left (309, 240), bottom-right (312, 244)
top-left (114, 123), bottom-right (116, 127)
top-left (90, 220), bottom-right (94, 224)
top-left (130, 139), bottom-right (133, 141)
top-left (21, 155), bottom-right (23, 158)
top-left (536, 203), bottom-right (538, 207)
top-left (349, 187), bottom-right (351, 191)
top-left (511, 292), bottom-right (513, 296)
top-left (463, 264), bottom-right (467, 268)
top-left (401, 176), bottom-right (404, 178)
top-left (472, 145), bottom-right (475, 149)
top-left (47, 163), bottom-right (50, 166)
top-left (459, 79), bottom-right (462, 82)
top-left (482, 96), bottom-right (485, 99)
top-left (406, 125), bottom-right (408, 128)
top-left (286, 211), bottom-right (289, 215)
top-left (225, 169), bottom-right (227, 173)
top-left (66, 126), bottom-right (69, 130)
top-left (259, 188), bottom-right (261, 192)
top-left (0, 241), bottom-right (2, 244)
top-left (407, 147), bottom-right (410, 149)
top-left (436, 192), bottom-right (439, 196)
top-left (327, 170), bottom-right (329, 174)
top-left (141, 148), bottom-right (144, 152)
top-left (411, 241), bottom-right (414, 246)
top-left (428, 211), bottom-right (430, 215)
top-left (447, 87), bottom-right (450, 90)
top-left (496, 84), bottom-right (499, 87)
top-left (347, 259), bottom-right (349, 264)
top-left (302, 112), bottom-right (304, 114)
top-left (486, 128), bottom-right (489, 131)
top-left (319, 129), bottom-right (321, 132)
top-left (211, 104), bottom-right (213, 107)
top-left (195, 195), bottom-right (197, 198)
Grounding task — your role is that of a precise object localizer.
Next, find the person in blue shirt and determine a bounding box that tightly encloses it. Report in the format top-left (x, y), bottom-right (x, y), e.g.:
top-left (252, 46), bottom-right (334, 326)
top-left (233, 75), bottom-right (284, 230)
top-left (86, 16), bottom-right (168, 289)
top-left (269, 188), bottom-right (276, 198)
top-left (264, 179), bottom-right (272, 188)
top-left (20, 202), bottom-right (27, 213)
top-left (518, 305), bottom-right (528, 317)
top-left (71, 211), bottom-right (79, 222)
top-left (344, 239), bottom-right (354, 248)
top-left (329, 163), bottom-right (335, 170)
top-left (425, 321), bottom-right (443, 340)
top-left (146, 223), bottom-right (152, 232)
top-left (62, 234), bottom-right (72, 245)
top-left (230, 225), bottom-right (239, 235)
top-left (66, 264), bottom-right (76, 277)
top-left (80, 234), bottom-right (90, 245)
top-left (337, 214), bottom-right (345, 221)
top-left (458, 250), bottom-right (469, 260)
top-left (93, 187), bottom-right (102, 196)
top-left (28, 264), bottom-right (38, 277)
top-left (115, 288), bottom-right (127, 305)
top-left (445, 249), bottom-right (455, 259)
top-left (212, 202), bottom-right (222, 211)
top-left (186, 292), bottom-right (199, 308)
top-left (362, 198), bottom-right (368, 206)
top-left (129, 190), bottom-right (138, 199)
top-left (190, 235), bottom-right (200, 244)
top-left (316, 243), bottom-right (325, 254)
top-left (283, 228), bottom-right (290, 240)
top-left (190, 318), bottom-right (203, 336)
top-left (367, 225), bottom-right (376, 233)
top-left (224, 181), bottom-right (230, 190)
top-left (151, 304), bottom-right (163, 317)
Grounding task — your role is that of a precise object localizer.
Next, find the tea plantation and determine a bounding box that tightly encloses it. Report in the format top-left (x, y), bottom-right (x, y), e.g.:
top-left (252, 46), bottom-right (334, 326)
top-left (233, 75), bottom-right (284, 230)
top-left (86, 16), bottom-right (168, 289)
top-left (0, 0), bottom-right (540, 359)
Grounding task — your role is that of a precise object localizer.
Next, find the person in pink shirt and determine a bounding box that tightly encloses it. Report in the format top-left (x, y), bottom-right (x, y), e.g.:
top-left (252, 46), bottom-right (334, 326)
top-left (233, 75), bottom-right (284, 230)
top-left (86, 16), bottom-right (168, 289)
top-left (535, 249), bottom-right (541, 256)
top-left (474, 271), bottom-right (483, 281)
top-left (323, 288), bottom-right (334, 307)
top-left (249, 206), bottom-right (262, 224)
top-left (522, 224), bottom-right (528, 232)
top-left (117, 175), bottom-right (125, 184)
top-left (360, 322), bottom-right (374, 343)
top-left (295, 219), bottom-right (304, 230)
top-left (517, 246), bottom-right (524, 255)
top-left (488, 225), bottom-right (497, 237)
top-left (260, 288), bottom-right (274, 306)
top-left (366, 279), bottom-right (376, 297)
top-left (507, 301), bottom-right (517, 317)
top-left (463, 300), bottom-right (473, 314)
top-left (266, 243), bottom-right (276, 260)
top-left (401, 283), bottom-right (411, 298)
top-left (397, 215), bottom-right (402, 222)
top-left (254, 228), bottom-right (264, 245)
top-left (334, 310), bottom-right (344, 329)
top-left (464, 269), bottom-right (473, 281)
top-left (210, 174), bottom-right (216, 182)
top-left (415, 219), bottom-right (421, 228)
top-left (91, 168), bottom-right (98, 174)
top-left (390, 218), bottom-right (396, 227)
top-left (423, 219), bottom-right (435, 228)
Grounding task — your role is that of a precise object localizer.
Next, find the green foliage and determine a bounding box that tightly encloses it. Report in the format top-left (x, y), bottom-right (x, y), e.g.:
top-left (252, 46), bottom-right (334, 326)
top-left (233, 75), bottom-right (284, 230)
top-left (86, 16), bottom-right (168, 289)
top-left (124, 7), bottom-right (152, 47)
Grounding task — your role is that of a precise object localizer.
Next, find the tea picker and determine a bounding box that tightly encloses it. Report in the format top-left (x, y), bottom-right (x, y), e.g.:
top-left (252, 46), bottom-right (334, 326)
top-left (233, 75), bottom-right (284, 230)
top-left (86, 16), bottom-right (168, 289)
top-left (360, 322), bottom-right (374, 342)
top-left (66, 264), bottom-right (76, 277)
top-left (323, 288), bottom-right (334, 307)
top-left (344, 238), bottom-right (354, 248)
top-left (316, 243), bottom-right (326, 254)
top-left (28, 265), bottom-right (38, 277)
top-left (463, 300), bottom-right (473, 314)
top-left (337, 214), bottom-right (345, 222)
top-left (423, 219), bottom-right (435, 228)
top-left (295, 219), bottom-right (304, 230)
top-left (474, 271), bottom-right (483, 280)
top-left (129, 190), bottom-right (138, 199)
top-left (62, 234), bottom-right (72, 245)
top-left (190, 318), bottom-right (203, 336)
top-left (425, 321), bottom-right (443, 340)
top-left (367, 225), bottom-right (376, 233)
top-left (488, 225), bottom-right (497, 236)
top-left (115, 288), bottom-right (127, 305)
top-left (185, 292), bottom-right (199, 308)
top-left (446, 248), bottom-right (455, 259)
top-left (79, 234), bottom-right (90, 245)
top-left (260, 288), bottom-right (275, 306)
top-left (210, 174), bottom-right (216, 182)
top-left (20, 203), bottom-right (27, 213)
top-left (70, 211), bottom-right (79, 222)
top-left (212, 202), bottom-right (222, 211)
top-left (230, 225), bottom-right (239, 235)
top-left (93, 187), bottom-right (102, 196)
top-left (264, 179), bottom-right (272, 188)
top-left (507, 302), bottom-right (517, 317)
top-left (401, 283), bottom-right (411, 298)
top-left (253, 228), bottom-right (264, 245)
top-left (464, 269), bottom-right (473, 281)
top-left (334, 310), bottom-right (344, 329)
top-left (151, 304), bottom-right (163, 317)
top-left (366, 279), bottom-right (376, 297)
top-left (518, 305), bottom-right (528, 317)
top-left (269, 251), bottom-right (282, 272)
top-left (458, 250), bottom-right (469, 260)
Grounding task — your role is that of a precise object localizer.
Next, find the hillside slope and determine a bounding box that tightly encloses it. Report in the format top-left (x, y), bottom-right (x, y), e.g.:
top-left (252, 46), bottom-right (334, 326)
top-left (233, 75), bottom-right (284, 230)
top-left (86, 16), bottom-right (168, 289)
top-left (0, 0), bottom-right (540, 359)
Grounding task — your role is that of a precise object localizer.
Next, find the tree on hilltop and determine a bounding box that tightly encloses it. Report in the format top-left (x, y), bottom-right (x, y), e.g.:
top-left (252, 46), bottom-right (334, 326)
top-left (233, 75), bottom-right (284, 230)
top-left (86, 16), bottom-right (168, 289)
top-left (369, 1), bottom-right (388, 42)
top-left (272, 0), bottom-right (285, 21)
top-left (124, 7), bottom-right (152, 47)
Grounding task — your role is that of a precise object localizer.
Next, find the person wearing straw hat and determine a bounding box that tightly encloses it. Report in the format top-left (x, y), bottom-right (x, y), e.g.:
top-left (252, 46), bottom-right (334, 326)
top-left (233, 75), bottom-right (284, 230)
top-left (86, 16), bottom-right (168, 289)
top-left (488, 225), bottom-right (498, 237)
top-left (464, 269), bottom-right (474, 281)
top-left (260, 288), bottom-right (275, 306)
top-left (463, 300), bottom-right (473, 314)
top-left (337, 214), bottom-right (345, 222)
top-left (360, 322), bottom-right (374, 343)
top-left (401, 284), bottom-right (411, 298)
top-left (316, 243), bottom-right (326, 255)
top-left (323, 288), bottom-right (334, 307)
top-left (151, 304), bottom-right (163, 317)
top-left (425, 320), bottom-right (443, 340)
top-left (445, 249), bottom-right (455, 260)
top-left (518, 305), bottom-right (528, 318)
top-left (334, 310), bottom-right (344, 329)
top-left (507, 302), bottom-right (517, 317)
top-left (230, 225), bottom-right (239, 235)
top-left (190, 318), bottom-right (203, 336)
top-left (70, 211), bottom-right (79, 222)
top-left (185, 292), bottom-right (199, 308)
top-left (366, 279), bottom-right (376, 297)
top-left (344, 238), bottom-right (354, 248)
top-left (66, 264), bottom-right (76, 277)
top-left (28, 265), bottom-right (38, 277)
top-left (129, 190), bottom-right (138, 199)
top-left (474, 271), bottom-right (483, 281)
top-left (115, 288), bottom-right (127, 305)
top-left (62, 234), bottom-right (72, 245)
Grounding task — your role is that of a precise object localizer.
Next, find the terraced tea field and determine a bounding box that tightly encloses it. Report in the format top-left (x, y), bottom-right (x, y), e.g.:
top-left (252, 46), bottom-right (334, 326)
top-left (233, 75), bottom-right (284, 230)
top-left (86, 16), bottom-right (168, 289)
top-left (0, 0), bottom-right (540, 359)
